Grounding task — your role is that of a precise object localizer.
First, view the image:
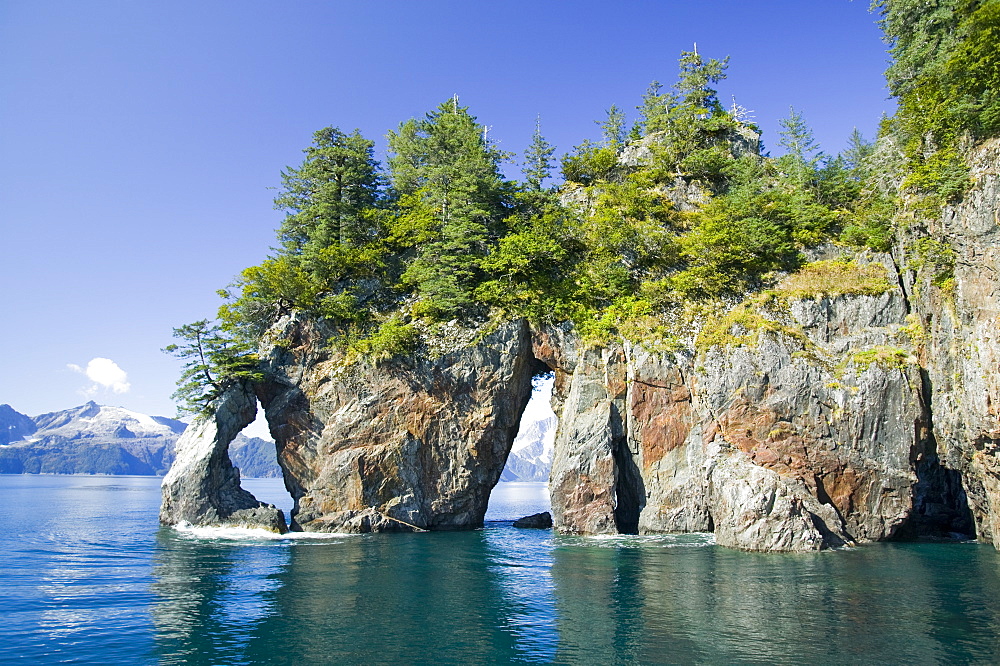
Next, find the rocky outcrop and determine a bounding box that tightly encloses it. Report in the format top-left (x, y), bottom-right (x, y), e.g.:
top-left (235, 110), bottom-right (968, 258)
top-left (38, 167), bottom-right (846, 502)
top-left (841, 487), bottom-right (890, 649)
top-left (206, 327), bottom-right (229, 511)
top-left (254, 317), bottom-right (543, 533)
top-left (540, 281), bottom-right (940, 551)
top-left (513, 511), bottom-right (552, 528)
top-left (159, 385), bottom-right (286, 533)
top-left (911, 137), bottom-right (1000, 547)
top-left (159, 138), bottom-right (1000, 552)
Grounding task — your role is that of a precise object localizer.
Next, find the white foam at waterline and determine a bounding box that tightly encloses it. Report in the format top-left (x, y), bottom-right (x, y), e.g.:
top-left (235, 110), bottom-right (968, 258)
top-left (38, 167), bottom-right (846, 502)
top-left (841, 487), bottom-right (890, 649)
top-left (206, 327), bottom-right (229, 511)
top-left (172, 522), bottom-right (354, 541)
top-left (565, 532), bottom-right (717, 548)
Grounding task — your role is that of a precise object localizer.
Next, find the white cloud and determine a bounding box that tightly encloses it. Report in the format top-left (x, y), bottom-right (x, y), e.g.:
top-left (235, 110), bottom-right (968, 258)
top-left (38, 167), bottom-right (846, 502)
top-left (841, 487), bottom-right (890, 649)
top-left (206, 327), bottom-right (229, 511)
top-left (69, 357), bottom-right (131, 395)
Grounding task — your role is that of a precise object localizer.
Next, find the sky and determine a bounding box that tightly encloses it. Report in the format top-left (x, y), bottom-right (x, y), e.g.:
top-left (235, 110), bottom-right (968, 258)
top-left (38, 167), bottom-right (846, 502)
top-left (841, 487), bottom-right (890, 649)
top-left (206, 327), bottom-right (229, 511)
top-left (0, 0), bottom-right (895, 429)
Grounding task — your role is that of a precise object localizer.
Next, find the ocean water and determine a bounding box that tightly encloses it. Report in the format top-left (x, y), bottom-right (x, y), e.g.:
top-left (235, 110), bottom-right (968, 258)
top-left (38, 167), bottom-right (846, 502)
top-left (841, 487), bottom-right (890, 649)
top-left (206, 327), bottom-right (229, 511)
top-left (4, 476), bottom-right (1000, 664)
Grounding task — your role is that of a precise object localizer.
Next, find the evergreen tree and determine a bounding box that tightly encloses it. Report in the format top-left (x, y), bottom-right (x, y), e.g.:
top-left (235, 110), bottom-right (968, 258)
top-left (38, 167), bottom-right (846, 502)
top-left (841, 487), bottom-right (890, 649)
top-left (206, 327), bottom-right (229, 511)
top-left (842, 128), bottom-right (875, 175)
top-left (650, 49), bottom-right (735, 179)
top-left (274, 127), bottom-right (382, 272)
top-left (219, 127), bottom-right (386, 338)
top-left (778, 107), bottom-right (820, 160)
top-left (674, 48), bottom-right (729, 112)
top-left (598, 104), bottom-right (627, 149)
top-left (522, 115), bottom-right (556, 190)
top-left (387, 98), bottom-right (512, 317)
top-left (875, 0), bottom-right (962, 100)
top-left (163, 320), bottom-right (262, 416)
top-left (637, 80), bottom-right (676, 136)
top-left (778, 106), bottom-right (821, 184)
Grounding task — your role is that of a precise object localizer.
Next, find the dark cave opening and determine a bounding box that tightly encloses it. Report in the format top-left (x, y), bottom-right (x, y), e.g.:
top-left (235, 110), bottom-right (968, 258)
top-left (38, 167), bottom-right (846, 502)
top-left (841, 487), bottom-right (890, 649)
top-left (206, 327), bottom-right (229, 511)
top-left (610, 402), bottom-right (644, 534)
top-left (893, 368), bottom-right (976, 541)
top-left (893, 454), bottom-right (976, 541)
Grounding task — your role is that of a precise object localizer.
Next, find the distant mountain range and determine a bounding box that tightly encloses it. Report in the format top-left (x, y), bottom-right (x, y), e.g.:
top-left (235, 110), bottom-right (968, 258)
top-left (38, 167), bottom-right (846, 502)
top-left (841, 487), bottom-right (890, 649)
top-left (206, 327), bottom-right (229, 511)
top-left (0, 400), bottom-right (553, 481)
top-left (0, 402), bottom-right (279, 477)
top-left (501, 415), bottom-right (555, 482)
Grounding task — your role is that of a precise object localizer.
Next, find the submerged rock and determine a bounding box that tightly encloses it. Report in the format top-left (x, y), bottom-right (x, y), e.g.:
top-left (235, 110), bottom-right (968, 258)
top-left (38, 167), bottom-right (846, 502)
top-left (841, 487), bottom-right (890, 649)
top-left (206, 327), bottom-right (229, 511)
top-left (513, 512), bottom-right (552, 529)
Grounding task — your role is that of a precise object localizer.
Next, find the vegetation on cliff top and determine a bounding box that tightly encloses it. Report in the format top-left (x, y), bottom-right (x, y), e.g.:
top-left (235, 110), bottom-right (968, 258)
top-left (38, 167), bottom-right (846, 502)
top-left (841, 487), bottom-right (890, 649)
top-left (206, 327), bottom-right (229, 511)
top-left (167, 0), bottom-right (1000, 413)
top-left (217, 49), bottom-right (863, 352)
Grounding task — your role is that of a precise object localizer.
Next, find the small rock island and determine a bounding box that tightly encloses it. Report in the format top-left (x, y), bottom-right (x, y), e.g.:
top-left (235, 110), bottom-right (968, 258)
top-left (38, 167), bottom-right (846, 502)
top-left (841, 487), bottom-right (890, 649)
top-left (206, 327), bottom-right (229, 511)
top-left (162, 33), bottom-right (1000, 552)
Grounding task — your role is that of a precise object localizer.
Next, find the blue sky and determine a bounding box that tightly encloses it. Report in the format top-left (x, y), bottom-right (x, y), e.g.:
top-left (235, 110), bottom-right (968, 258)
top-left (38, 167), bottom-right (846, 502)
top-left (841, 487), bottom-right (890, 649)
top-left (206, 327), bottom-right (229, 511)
top-left (0, 1), bottom-right (894, 421)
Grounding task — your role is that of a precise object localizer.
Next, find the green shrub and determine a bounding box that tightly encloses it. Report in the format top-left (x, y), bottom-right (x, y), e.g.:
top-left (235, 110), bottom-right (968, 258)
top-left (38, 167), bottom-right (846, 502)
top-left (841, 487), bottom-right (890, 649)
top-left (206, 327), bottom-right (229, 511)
top-left (561, 141), bottom-right (619, 185)
top-left (850, 346), bottom-right (915, 372)
top-left (347, 317), bottom-right (420, 362)
top-left (910, 237), bottom-right (956, 287)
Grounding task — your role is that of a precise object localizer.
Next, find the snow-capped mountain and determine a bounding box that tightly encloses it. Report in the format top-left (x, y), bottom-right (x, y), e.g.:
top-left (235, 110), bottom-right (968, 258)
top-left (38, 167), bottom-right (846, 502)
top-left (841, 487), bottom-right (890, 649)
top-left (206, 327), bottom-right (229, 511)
top-left (0, 404), bottom-right (38, 445)
top-left (1, 395), bottom-right (553, 481)
top-left (31, 401), bottom-right (186, 440)
top-left (0, 401), bottom-right (280, 477)
top-left (500, 414), bottom-right (556, 482)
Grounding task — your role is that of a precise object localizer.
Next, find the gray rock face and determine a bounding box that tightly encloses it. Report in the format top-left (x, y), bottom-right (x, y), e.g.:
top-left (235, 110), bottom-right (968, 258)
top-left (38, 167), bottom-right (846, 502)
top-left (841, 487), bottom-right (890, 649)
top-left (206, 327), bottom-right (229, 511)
top-left (255, 317), bottom-right (542, 533)
top-left (912, 137), bottom-right (1000, 547)
top-left (540, 285), bottom-right (931, 550)
top-left (159, 385), bottom-right (286, 533)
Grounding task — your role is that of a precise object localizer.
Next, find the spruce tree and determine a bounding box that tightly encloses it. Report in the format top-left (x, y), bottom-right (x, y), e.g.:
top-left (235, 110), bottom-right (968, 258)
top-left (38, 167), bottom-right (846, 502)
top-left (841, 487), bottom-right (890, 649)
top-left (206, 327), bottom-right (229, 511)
top-left (274, 127), bottom-right (382, 272)
top-left (598, 104), bottom-right (627, 149)
top-left (674, 48), bottom-right (729, 112)
top-left (164, 320), bottom-right (262, 416)
top-left (842, 128), bottom-right (874, 175)
top-left (387, 99), bottom-right (512, 317)
top-left (637, 80), bottom-right (676, 136)
top-left (522, 115), bottom-right (556, 190)
top-left (778, 106), bottom-right (822, 186)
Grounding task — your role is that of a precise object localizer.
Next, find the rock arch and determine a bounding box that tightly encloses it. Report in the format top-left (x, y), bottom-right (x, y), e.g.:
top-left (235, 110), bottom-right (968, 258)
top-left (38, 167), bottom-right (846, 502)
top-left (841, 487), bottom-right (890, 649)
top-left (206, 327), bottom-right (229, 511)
top-left (161, 318), bottom-right (549, 533)
top-left (159, 383), bottom-right (286, 533)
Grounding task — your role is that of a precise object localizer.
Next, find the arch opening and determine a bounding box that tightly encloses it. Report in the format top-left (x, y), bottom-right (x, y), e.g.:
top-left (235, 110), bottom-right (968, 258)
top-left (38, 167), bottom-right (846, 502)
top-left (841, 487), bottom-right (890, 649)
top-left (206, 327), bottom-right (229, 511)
top-left (485, 369), bottom-right (556, 523)
top-left (230, 399), bottom-right (294, 525)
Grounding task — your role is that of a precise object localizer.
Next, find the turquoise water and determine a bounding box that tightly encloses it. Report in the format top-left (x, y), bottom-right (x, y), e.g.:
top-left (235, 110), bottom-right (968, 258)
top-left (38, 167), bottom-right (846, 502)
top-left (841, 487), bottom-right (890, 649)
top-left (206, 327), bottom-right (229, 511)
top-left (3, 476), bottom-right (1000, 664)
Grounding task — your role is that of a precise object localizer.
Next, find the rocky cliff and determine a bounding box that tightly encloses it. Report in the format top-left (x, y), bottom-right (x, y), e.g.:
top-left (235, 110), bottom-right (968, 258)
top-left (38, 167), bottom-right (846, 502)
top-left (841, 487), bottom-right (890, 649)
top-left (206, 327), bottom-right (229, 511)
top-left (909, 138), bottom-right (1000, 549)
top-left (160, 138), bottom-right (1000, 552)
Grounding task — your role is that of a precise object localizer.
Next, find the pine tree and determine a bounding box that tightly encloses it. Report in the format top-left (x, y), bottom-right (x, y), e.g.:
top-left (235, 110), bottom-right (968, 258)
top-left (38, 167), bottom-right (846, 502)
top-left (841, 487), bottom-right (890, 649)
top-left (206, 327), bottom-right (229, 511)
top-left (637, 80), bottom-right (677, 136)
top-left (598, 104), bottom-right (627, 149)
top-left (655, 49), bottom-right (733, 176)
top-left (522, 115), bottom-right (556, 190)
top-left (778, 106), bottom-right (822, 185)
top-left (674, 48), bottom-right (729, 112)
top-left (778, 107), bottom-right (820, 160)
top-left (842, 128), bottom-right (874, 175)
top-left (274, 127), bottom-right (382, 272)
top-left (163, 320), bottom-right (262, 416)
top-left (387, 98), bottom-right (512, 317)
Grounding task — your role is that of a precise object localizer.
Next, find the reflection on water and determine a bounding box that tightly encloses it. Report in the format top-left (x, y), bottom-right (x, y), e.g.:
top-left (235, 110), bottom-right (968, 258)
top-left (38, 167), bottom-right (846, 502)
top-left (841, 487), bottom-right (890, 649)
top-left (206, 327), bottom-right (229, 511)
top-left (6, 476), bottom-right (1000, 663)
top-left (148, 522), bottom-right (1000, 663)
top-left (0, 475), bottom-right (159, 663)
top-left (152, 532), bottom-right (292, 664)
